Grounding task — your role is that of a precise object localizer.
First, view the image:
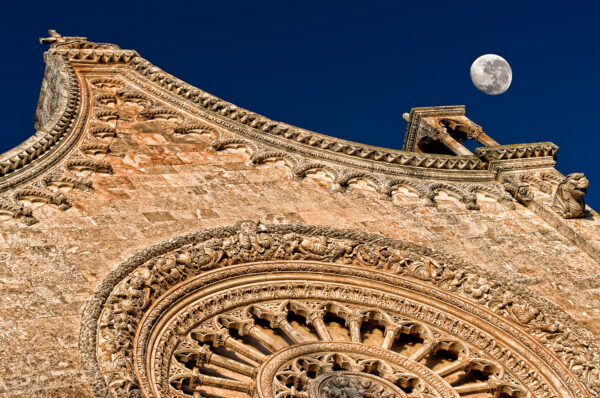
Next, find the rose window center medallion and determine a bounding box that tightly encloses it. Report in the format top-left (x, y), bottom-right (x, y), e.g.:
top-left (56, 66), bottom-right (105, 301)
top-left (259, 342), bottom-right (458, 398)
top-left (310, 371), bottom-right (406, 398)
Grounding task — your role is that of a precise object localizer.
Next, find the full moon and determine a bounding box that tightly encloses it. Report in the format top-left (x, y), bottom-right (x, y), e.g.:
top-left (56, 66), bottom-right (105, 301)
top-left (470, 54), bottom-right (512, 95)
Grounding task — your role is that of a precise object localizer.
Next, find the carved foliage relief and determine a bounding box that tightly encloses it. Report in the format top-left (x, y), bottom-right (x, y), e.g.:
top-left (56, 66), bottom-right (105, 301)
top-left (81, 222), bottom-right (600, 398)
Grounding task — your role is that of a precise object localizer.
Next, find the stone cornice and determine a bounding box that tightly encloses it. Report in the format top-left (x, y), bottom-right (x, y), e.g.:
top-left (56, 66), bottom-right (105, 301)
top-left (0, 40), bottom-right (497, 201)
top-left (0, 36), bottom-right (567, 210)
top-left (0, 54), bottom-right (79, 189)
top-left (50, 47), bottom-right (137, 64)
top-left (475, 142), bottom-right (558, 161)
top-left (126, 56), bottom-right (489, 176)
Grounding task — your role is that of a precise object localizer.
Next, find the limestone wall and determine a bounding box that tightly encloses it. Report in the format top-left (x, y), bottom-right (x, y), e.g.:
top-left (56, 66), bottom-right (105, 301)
top-left (0, 111), bottom-right (599, 396)
top-left (0, 37), bottom-right (598, 396)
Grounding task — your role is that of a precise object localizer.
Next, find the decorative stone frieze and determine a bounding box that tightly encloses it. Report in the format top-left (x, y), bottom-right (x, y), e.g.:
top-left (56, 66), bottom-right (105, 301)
top-left (209, 135), bottom-right (515, 210)
top-left (0, 197), bottom-right (37, 225)
top-left (0, 54), bottom-right (79, 183)
top-left (0, 33), bottom-right (598, 398)
top-left (475, 142), bottom-right (558, 161)
top-left (81, 222), bottom-right (600, 398)
top-left (0, 33), bottom-right (568, 211)
top-left (125, 60), bottom-right (489, 176)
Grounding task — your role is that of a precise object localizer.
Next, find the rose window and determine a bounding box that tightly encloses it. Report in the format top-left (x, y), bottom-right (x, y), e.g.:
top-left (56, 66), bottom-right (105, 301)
top-left (86, 223), bottom-right (598, 398)
top-left (167, 295), bottom-right (527, 398)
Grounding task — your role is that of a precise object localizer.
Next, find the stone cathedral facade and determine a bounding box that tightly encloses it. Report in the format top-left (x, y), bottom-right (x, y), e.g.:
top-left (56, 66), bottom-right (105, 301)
top-left (0, 31), bottom-right (598, 397)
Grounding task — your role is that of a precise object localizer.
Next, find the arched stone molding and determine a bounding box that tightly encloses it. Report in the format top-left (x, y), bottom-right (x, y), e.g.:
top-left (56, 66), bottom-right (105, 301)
top-left (0, 54), bottom-right (80, 183)
top-left (3, 35), bottom-right (583, 229)
top-left (80, 222), bottom-right (600, 397)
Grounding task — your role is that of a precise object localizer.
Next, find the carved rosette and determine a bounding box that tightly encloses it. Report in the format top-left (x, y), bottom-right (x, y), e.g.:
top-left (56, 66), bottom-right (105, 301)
top-left (81, 222), bottom-right (600, 398)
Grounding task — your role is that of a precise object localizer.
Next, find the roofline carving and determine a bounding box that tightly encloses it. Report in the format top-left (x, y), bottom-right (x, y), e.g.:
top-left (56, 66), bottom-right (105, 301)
top-left (0, 34), bottom-right (567, 193)
top-left (475, 142), bottom-right (559, 161)
top-left (402, 105), bottom-right (467, 151)
top-left (0, 54), bottom-right (79, 190)
top-left (123, 55), bottom-right (562, 181)
top-left (126, 56), bottom-right (494, 176)
top-left (4, 33), bottom-right (596, 261)
top-left (0, 37), bottom-right (134, 193)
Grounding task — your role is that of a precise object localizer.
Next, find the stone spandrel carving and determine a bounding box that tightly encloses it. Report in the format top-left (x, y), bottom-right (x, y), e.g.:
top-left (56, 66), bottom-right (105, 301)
top-left (80, 222), bottom-right (600, 398)
top-left (552, 173), bottom-right (589, 218)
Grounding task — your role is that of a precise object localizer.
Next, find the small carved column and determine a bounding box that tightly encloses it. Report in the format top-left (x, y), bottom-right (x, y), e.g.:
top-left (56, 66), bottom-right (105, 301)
top-left (435, 358), bottom-right (470, 377)
top-left (187, 344), bottom-right (255, 377)
top-left (453, 379), bottom-right (502, 395)
top-left (344, 309), bottom-right (364, 343)
top-left (238, 318), bottom-right (284, 352)
top-left (270, 309), bottom-right (306, 344)
top-left (381, 324), bottom-right (400, 350)
top-left (306, 309), bottom-right (332, 341)
top-left (468, 126), bottom-right (499, 147)
top-left (437, 128), bottom-right (474, 156)
top-left (193, 327), bottom-right (267, 362)
top-left (409, 337), bottom-right (438, 362)
top-left (474, 132), bottom-right (499, 147)
top-left (189, 373), bottom-right (252, 394)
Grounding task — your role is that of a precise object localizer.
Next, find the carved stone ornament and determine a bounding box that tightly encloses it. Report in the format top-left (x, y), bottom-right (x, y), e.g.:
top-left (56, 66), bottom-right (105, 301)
top-left (475, 143), bottom-right (558, 162)
top-left (4, 34), bottom-right (573, 225)
top-left (501, 174), bottom-right (534, 205)
top-left (80, 222), bottom-right (600, 398)
top-left (552, 173), bottom-right (589, 219)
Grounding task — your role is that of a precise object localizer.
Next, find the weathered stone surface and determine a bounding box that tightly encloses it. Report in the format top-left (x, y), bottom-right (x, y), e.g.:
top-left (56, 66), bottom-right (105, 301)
top-left (0, 32), bottom-right (598, 397)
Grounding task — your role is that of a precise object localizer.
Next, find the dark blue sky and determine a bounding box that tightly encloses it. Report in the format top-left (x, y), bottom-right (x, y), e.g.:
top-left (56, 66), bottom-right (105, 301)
top-left (1, 1), bottom-right (599, 207)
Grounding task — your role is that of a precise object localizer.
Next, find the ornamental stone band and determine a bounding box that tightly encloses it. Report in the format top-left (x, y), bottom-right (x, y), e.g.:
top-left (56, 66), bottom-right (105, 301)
top-left (0, 32), bottom-right (598, 397)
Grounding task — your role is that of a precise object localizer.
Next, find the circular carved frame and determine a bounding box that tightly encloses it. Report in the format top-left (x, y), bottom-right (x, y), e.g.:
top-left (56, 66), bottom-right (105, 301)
top-left (80, 222), bottom-right (600, 397)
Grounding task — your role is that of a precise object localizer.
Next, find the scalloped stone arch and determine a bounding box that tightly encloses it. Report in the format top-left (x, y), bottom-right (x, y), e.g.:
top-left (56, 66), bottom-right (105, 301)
top-left (80, 222), bottom-right (600, 398)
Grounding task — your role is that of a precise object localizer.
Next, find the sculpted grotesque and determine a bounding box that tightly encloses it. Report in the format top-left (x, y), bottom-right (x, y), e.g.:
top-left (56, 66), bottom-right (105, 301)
top-left (552, 173), bottom-right (589, 218)
top-left (502, 174), bottom-right (534, 205)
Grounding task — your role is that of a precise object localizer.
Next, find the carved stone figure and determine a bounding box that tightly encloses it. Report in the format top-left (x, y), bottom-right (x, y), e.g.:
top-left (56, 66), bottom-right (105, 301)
top-left (502, 174), bottom-right (534, 205)
top-left (0, 31), bottom-right (599, 398)
top-left (552, 172), bottom-right (589, 218)
top-left (319, 374), bottom-right (394, 398)
top-left (79, 223), bottom-right (600, 398)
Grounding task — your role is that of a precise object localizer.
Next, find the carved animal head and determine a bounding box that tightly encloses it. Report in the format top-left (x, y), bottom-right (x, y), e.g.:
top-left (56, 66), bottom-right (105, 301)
top-left (552, 172), bottom-right (589, 219)
top-left (560, 173), bottom-right (589, 198)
